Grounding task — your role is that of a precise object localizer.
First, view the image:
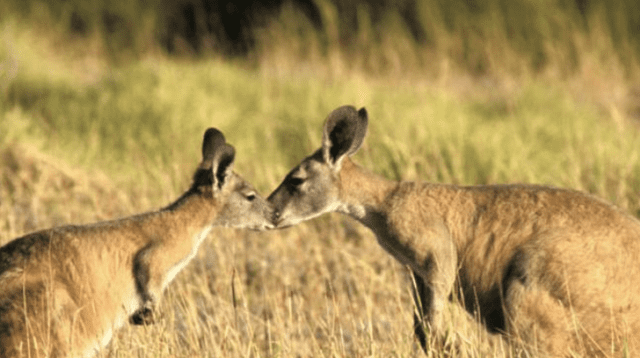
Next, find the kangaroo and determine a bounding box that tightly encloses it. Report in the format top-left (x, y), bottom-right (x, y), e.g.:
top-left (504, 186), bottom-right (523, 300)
top-left (267, 105), bottom-right (640, 357)
top-left (0, 128), bottom-right (273, 358)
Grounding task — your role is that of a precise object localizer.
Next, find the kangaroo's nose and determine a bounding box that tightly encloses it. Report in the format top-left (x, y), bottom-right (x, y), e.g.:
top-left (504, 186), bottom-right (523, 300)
top-left (272, 211), bottom-right (281, 225)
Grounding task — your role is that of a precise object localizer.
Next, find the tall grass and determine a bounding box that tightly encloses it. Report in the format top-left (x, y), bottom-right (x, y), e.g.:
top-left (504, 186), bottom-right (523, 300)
top-left (253, 0), bottom-right (640, 131)
top-left (2, 3), bottom-right (640, 357)
top-left (257, 0), bottom-right (639, 78)
top-left (2, 0), bottom-right (638, 77)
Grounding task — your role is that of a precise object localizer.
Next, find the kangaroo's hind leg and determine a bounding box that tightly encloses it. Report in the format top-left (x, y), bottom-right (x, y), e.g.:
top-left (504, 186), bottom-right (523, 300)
top-left (503, 279), bottom-right (576, 357)
top-left (0, 282), bottom-right (82, 358)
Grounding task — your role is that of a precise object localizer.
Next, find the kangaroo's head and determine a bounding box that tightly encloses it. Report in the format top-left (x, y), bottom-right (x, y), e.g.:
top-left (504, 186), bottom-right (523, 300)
top-left (193, 128), bottom-right (274, 231)
top-left (268, 105), bottom-right (368, 228)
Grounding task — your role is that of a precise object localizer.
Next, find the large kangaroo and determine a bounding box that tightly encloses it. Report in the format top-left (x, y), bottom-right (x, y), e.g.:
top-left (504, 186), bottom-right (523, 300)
top-left (267, 105), bottom-right (640, 357)
top-left (0, 128), bottom-right (273, 358)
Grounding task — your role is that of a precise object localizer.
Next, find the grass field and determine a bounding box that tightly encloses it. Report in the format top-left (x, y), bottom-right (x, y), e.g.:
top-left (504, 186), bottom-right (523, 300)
top-left (2, 8), bottom-right (640, 357)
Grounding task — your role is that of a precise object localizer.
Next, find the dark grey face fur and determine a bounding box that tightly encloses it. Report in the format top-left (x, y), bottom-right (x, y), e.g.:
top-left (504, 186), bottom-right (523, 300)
top-left (268, 150), bottom-right (340, 228)
top-left (268, 105), bottom-right (368, 228)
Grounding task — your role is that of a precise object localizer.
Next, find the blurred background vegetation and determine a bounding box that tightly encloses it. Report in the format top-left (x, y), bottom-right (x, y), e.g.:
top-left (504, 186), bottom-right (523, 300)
top-left (1, 0), bottom-right (640, 356)
top-left (2, 0), bottom-right (639, 189)
top-left (2, 0), bottom-right (639, 76)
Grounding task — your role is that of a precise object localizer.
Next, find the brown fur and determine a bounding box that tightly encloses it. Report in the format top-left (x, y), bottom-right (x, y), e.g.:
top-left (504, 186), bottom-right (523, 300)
top-left (0, 128), bottom-right (273, 358)
top-left (268, 105), bottom-right (640, 357)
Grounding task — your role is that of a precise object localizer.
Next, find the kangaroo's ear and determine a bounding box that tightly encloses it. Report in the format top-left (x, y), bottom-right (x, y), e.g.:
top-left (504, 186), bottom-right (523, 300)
top-left (201, 128), bottom-right (236, 189)
top-left (212, 145), bottom-right (235, 190)
top-left (322, 105), bottom-right (368, 167)
top-left (201, 128), bottom-right (226, 166)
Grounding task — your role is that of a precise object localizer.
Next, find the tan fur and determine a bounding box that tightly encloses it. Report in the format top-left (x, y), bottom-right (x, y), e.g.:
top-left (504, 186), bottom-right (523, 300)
top-left (268, 106), bottom-right (640, 357)
top-left (0, 128), bottom-right (273, 358)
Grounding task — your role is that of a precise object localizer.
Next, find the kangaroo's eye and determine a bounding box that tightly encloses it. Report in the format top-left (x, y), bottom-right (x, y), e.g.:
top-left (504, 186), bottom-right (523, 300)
top-left (246, 193), bottom-right (256, 201)
top-left (289, 177), bottom-right (304, 187)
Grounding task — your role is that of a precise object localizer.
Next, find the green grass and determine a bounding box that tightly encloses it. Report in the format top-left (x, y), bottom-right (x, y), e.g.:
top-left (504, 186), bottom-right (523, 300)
top-left (7, 56), bottom-right (637, 205)
top-left (2, 16), bottom-right (640, 357)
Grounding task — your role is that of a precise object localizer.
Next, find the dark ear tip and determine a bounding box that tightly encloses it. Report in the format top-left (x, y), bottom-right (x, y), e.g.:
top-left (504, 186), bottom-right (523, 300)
top-left (226, 143), bottom-right (236, 161)
top-left (204, 128), bottom-right (225, 145)
top-left (358, 107), bottom-right (367, 119)
top-left (202, 127), bottom-right (227, 160)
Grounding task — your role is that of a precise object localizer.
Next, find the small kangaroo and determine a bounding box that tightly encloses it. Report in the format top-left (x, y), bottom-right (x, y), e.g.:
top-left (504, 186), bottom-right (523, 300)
top-left (268, 105), bottom-right (640, 357)
top-left (0, 128), bottom-right (273, 358)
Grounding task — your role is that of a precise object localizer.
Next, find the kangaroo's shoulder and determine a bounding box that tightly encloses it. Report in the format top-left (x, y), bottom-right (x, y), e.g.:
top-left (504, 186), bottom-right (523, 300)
top-left (385, 181), bottom-right (465, 211)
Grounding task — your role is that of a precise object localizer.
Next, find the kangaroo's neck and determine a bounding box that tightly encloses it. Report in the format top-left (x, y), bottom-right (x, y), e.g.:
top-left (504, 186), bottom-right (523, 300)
top-left (336, 160), bottom-right (472, 269)
top-left (150, 188), bottom-right (217, 246)
top-left (150, 189), bottom-right (218, 287)
top-left (336, 160), bottom-right (469, 242)
top-left (337, 158), bottom-right (399, 224)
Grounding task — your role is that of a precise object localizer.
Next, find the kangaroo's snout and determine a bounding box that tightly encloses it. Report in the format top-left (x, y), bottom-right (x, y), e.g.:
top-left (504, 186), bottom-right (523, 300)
top-left (271, 210), bottom-right (286, 229)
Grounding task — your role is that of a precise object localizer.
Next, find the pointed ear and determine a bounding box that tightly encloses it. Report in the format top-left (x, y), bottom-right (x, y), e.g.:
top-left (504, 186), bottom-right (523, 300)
top-left (200, 128), bottom-right (236, 189)
top-left (321, 105), bottom-right (368, 167)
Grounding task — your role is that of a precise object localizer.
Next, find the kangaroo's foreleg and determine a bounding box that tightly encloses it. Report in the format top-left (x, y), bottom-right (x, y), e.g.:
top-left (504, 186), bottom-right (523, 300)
top-left (407, 227), bottom-right (457, 353)
top-left (412, 271), bottom-right (429, 352)
top-left (129, 242), bottom-right (163, 325)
